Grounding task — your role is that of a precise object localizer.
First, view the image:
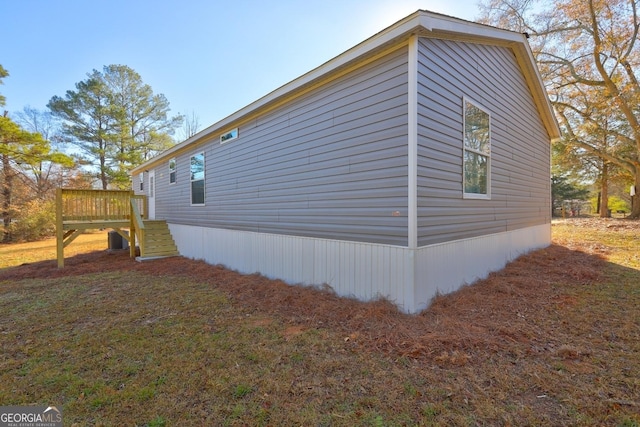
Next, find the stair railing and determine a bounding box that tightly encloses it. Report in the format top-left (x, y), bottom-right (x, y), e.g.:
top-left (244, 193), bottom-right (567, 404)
top-left (130, 196), bottom-right (146, 257)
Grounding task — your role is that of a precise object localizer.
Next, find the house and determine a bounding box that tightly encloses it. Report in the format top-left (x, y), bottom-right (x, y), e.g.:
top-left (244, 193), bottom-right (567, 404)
top-left (131, 10), bottom-right (560, 313)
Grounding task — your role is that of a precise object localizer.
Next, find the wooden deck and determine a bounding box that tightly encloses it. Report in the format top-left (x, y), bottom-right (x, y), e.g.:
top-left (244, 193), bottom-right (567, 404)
top-left (56, 188), bottom-right (165, 267)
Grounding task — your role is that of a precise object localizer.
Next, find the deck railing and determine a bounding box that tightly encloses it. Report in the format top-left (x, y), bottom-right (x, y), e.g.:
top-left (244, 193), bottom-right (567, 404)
top-left (58, 189), bottom-right (139, 222)
top-left (56, 188), bottom-right (147, 267)
top-left (130, 195), bottom-right (146, 257)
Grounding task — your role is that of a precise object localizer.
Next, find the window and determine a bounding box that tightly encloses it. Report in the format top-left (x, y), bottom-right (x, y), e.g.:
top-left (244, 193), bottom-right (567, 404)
top-left (139, 173), bottom-right (144, 191)
top-left (463, 99), bottom-right (491, 198)
top-left (169, 158), bottom-right (176, 184)
top-left (220, 128), bottom-right (238, 144)
top-left (190, 152), bottom-right (205, 205)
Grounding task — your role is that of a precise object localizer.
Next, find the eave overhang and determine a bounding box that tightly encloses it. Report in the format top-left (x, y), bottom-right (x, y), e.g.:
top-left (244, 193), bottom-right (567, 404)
top-left (133, 10), bottom-right (560, 174)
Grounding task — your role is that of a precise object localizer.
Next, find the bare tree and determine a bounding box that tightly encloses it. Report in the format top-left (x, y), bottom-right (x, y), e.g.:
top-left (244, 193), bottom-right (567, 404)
top-left (179, 110), bottom-right (201, 141)
top-left (14, 107), bottom-right (73, 197)
top-left (479, 0), bottom-right (640, 217)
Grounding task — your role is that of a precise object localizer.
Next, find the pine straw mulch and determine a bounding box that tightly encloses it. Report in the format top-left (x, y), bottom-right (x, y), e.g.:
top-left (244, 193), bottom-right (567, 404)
top-left (0, 220), bottom-right (615, 367)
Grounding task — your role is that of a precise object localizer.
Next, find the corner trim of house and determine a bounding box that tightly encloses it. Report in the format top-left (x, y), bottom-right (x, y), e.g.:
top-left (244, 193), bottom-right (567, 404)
top-left (407, 34), bottom-right (419, 251)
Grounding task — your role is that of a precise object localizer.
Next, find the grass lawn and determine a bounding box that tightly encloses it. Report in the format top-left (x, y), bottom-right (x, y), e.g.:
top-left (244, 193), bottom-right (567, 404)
top-left (0, 231), bottom-right (108, 269)
top-left (0, 219), bottom-right (639, 426)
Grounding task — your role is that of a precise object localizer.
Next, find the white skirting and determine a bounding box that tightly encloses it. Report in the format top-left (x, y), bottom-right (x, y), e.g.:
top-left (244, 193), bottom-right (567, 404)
top-left (169, 223), bottom-right (550, 313)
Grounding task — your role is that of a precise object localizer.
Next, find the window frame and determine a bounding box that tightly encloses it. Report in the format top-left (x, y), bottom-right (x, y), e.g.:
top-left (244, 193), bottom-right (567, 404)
top-left (139, 173), bottom-right (144, 191)
top-left (190, 152), bottom-right (205, 206)
top-left (169, 158), bottom-right (177, 184)
top-left (220, 128), bottom-right (238, 144)
top-left (462, 97), bottom-right (491, 200)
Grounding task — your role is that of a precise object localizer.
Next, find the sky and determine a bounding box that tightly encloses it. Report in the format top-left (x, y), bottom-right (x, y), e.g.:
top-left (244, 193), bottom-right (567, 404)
top-left (1, 0), bottom-right (483, 137)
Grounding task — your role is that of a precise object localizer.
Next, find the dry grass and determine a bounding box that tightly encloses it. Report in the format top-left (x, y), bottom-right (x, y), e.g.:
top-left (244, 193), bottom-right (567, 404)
top-left (0, 219), bottom-right (639, 426)
top-left (0, 231), bottom-right (108, 269)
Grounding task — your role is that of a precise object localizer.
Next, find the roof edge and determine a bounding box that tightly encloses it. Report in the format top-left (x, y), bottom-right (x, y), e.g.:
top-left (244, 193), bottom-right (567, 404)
top-left (133, 10), bottom-right (560, 174)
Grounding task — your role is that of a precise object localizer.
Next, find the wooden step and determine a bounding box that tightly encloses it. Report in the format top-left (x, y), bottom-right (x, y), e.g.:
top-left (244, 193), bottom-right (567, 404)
top-left (145, 232), bottom-right (174, 241)
top-left (138, 219), bottom-right (180, 259)
top-left (141, 220), bottom-right (174, 232)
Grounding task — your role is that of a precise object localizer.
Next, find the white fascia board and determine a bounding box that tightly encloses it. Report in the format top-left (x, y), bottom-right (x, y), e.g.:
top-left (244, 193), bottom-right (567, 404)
top-left (133, 12), bottom-right (431, 174)
top-left (421, 12), bottom-right (523, 44)
top-left (133, 10), bottom-right (559, 173)
top-left (132, 13), bottom-right (424, 174)
top-left (421, 13), bottom-right (560, 141)
top-left (512, 43), bottom-right (562, 141)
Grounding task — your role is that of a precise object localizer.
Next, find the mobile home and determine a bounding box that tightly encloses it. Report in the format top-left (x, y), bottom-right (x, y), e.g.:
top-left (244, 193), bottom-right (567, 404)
top-left (132, 10), bottom-right (560, 313)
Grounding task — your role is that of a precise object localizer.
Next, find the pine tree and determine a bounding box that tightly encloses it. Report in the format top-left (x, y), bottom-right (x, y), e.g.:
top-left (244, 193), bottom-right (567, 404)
top-left (49, 65), bottom-right (183, 189)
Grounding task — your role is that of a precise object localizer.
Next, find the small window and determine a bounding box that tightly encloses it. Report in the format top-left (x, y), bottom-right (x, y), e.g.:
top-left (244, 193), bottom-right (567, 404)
top-left (463, 99), bottom-right (491, 198)
top-left (139, 173), bottom-right (144, 191)
top-left (190, 152), bottom-right (205, 205)
top-left (169, 158), bottom-right (176, 184)
top-left (220, 128), bottom-right (238, 144)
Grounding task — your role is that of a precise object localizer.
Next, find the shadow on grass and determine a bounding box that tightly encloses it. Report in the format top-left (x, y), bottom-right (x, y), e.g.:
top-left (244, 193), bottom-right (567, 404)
top-left (0, 243), bottom-right (634, 314)
top-left (2, 243), bottom-right (639, 424)
top-left (1, 243), bottom-right (634, 353)
top-left (0, 249), bottom-right (137, 281)
top-left (1, 243), bottom-right (638, 360)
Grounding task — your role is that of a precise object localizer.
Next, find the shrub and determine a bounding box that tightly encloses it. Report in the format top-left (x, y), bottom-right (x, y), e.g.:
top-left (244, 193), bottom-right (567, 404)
top-left (608, 195), bottom-right (630, 213)
top-left (589, 195), bottom-right (631, 215)
top-left (8, 199), bottom-right (56, 242)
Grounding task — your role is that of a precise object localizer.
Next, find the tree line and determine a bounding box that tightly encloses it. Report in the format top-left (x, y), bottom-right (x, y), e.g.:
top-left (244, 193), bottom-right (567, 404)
top-left (0, 64), bottom-right (200, 242)
top-left (2, 1), bottom-right (640, 242)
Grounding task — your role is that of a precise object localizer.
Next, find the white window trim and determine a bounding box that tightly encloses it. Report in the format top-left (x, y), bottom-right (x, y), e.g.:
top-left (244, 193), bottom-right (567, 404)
top-left (462, 97), bottom-right (491, 200)
top-left (220, 128), bottom-right (238, 144)
top-left (169, 158), bottom-right (177, 184)
top-left (190, 152), bottom-right (205, 206)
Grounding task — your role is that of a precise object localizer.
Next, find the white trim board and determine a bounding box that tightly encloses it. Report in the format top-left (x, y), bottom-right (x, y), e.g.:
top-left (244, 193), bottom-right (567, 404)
top-left (407, 35), bottom-right (419, 250)
top-left (169, 223), bottom-right (550, 314)
top-left (132, 10), bottom-right (559, 176)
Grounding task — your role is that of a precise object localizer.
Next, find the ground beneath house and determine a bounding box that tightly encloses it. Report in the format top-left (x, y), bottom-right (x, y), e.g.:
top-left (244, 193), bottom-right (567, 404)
top-left (0, 217), bottom-right (639, 425)
top-left (1, 217), bottom-right (638, 362)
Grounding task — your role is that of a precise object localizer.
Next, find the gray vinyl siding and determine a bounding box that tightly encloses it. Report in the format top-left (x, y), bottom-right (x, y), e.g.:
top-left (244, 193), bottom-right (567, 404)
top-left (416, 37), bottom-right (551, 246)
top-left (153, 48), bottom-right (409, 246)
top-left (133, 173), bottom-right (144, 196)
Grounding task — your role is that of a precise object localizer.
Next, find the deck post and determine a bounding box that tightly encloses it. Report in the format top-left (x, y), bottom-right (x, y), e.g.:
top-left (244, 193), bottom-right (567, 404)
top-left (56, 189), bottom-right (150, 266)
top-left (56, 188), bottom-right (64, 268)
top-left (130, 193), bottom-right (137, 259)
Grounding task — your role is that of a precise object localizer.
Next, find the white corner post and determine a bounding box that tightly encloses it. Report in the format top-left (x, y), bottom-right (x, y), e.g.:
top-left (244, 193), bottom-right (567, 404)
top-left (407, 35), bottom-right (418, 250)
top-left (406, 35), bottom-right (419, 310)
